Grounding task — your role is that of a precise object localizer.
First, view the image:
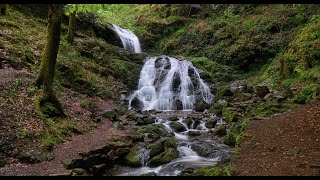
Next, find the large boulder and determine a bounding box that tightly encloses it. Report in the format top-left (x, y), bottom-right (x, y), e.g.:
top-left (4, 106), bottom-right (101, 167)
top-left (170, 122), bottom-right (187, 132)
top-left (149, 148), bottom-right (179, 167)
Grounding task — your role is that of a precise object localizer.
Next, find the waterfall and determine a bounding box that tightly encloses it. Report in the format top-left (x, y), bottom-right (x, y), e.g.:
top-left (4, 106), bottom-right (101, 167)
top-left (112, 24), bottom-right (142, 53)
top-left (128, 56), bottom-right (214, 111)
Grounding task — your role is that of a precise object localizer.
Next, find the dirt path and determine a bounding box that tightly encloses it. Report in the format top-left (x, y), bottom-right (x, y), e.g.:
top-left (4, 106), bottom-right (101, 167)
top-left (233, 100), bottom-right (320, 176)
top-left (0, 119), bottom-right (130, 176)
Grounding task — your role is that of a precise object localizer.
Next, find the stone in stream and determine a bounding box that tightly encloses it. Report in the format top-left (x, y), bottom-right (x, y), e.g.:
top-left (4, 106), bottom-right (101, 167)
top-left (124, 147), bottom-right (142, 167)
top-left (140, 172), bottom-right (157, 176)
top-left (148, 148), bottom-right (179, 167)
top-left (187, 131), bottom-right (201, 136)
top-left (170, 122), bottom-right (187, 132)
top-left (205, 117), bottom-right (218, 129)
top-left (182, 117), bottom-right (193, 129)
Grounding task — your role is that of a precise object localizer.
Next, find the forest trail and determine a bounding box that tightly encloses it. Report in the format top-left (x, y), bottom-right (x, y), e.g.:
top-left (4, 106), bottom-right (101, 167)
top-left (233, 100), bottom-right (320, 176)
top-left (0, 118), bottom-right (129, 176)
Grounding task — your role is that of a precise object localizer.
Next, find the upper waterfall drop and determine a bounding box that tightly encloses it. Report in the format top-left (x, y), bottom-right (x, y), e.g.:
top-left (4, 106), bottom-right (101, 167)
top-left (128, 56), bottom-right (214, 111)
top-left (112, 24), bottom-right (142, 53)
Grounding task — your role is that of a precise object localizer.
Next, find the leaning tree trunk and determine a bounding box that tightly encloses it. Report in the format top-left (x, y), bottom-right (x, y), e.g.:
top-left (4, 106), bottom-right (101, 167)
top-left (67, 11), bottom-right (76, 44)
top-left (34, 4), bottom-right (65, 117)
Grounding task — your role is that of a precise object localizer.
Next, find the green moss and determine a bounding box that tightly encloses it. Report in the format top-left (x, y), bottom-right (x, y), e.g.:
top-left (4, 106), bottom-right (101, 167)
top-left (149, 142), bottom-right (164, 158)
top-left (191, 166), bottom-right (227, 176)
top-left (213, 125), bottom-right (227, 137)
top-left (125, 147), bottom-right (142, 167)
top-left (164, 138), bottom-right (177, 150)
top-left (293, 84), bottom-right (320, 104)
top-left (149, 148), bottom-right (179, 167)
top-left (222, 107), bottom-right (241, 123)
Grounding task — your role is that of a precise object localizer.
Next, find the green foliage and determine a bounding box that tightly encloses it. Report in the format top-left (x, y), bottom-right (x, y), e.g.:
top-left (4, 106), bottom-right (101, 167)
top-left (191, 166), bottom-right (227, 176)
top-left (64, 4), bottom-right (103, 16)
top-left (293, 85), bottom-right (320, 104)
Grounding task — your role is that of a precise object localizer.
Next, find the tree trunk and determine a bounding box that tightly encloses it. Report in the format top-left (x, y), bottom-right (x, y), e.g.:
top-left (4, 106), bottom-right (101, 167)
top-left (67, 11), bottom-right (76, 44)
top-left (34, 4), bottom-right (65, 117)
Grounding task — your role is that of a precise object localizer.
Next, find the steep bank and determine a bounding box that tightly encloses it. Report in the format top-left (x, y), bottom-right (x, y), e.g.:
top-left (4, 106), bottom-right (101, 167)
top-left (0, 4), bottom-right (146, 168)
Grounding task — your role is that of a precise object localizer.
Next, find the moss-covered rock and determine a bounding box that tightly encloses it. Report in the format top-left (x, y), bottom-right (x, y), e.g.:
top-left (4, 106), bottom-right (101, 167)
top-left (149, 142), bottom-right (164, 158)
top-left (187, 131), bottom-right (201, 136)
top-left (213, 125), bottom-right (227, 137)
top-left (205, 118), bottom-right (218, 128)
top-left (163, 138), bottom-right (177, 150)
top-left (170, 122), bottom-right (187, 132)
top-left (182, 117), bottom-right (193, 129)
top-left (149, 148), bottom-right (179, 167)
top-left (125, 147), bottom-right (142, 167)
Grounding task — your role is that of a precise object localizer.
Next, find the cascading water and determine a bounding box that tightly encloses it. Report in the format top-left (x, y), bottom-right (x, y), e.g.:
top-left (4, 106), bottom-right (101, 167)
top-left (111, 24), bottom-right (233, 176)
top-left (128, 56), bottom-right (214, 111)
top-left (112, 24), bottom-right (142, 53)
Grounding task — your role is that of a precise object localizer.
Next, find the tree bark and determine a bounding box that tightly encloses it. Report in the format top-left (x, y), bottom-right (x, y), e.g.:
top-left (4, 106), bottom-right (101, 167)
top-left (67, 11), bottom-right (76, 44)
top-left (34, 4), bottom-right (65, 117)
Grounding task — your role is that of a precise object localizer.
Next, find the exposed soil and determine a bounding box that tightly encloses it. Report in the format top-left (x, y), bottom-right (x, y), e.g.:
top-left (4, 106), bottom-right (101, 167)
top-left (0, 64), bottom-right (131, 176)
top-left (233, 100), bottom-right (320, 176)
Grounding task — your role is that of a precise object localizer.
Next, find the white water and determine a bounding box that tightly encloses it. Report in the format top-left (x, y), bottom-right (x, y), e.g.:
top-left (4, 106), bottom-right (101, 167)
top-left (114, 112), bottom-right (232, 176)
top-left (128, 56), bottom-right (214, 111)
top-left (112, 24), bottom-right (142, 53)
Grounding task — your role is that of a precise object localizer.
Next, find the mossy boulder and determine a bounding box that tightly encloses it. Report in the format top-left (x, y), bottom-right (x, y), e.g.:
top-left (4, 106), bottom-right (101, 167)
top-left (170, 122), bottom-right (187, 132)
top-left (188, 131), bottom-right (201, 136)
top-left (194, 100), bottom-right (211, 112)
top-left (182, 117), bottom-right (193, 129)
top-left (149, 142), bottom-right (164, 158)
top-left (125, 147), bottom-right (142, 167)
top-left (137, 115), bottom-right (156, 125)
top-left (149, 148), bottom-right (179, 167)
top-left (213, 125), bottom-right (227, 137)
top-left (164, 138), bottom-right (177, 150)
top-left (205, 118), bottom-right (218, 128)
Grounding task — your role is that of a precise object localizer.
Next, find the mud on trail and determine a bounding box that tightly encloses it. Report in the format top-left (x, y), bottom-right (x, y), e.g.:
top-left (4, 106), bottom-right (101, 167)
top-left (233, 100), bottom-right (320, 176)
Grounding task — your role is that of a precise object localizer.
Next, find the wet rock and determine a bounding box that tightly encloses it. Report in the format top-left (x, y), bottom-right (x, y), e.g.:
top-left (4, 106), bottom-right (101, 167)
top-left (256, 85), bottom-right (270, 98)
top-left (125, 148), bottom-right (142, 167)
top-left (149, 148), bottom-right (179, 167)
top-left (169, 116), bottom-right (179, 121)
top-left (72, 168), bottom-right (86, 175)
top-left (137, 115), bottom-right (156, 125)
top-left (190, 144), bottom-right (211, 157)
top-left (205, 117), bottom-right (218, 128)
top-left (140, 172), bottom-right (157, 176)
top-left (130, 97), bottom-right (143, 110)
top-left (172, 72), bottom-right (181, 92)
top-left (164, 138), bottom-right (177, 150)
top-left (183, 117), bottom-right (193, 129)
top-left (89, 164), bottom-right (108, 176)
top-left (149, 142), bottom-right (164, 158)
top-left (175, 99), bottom-right (183, 110)
top-left (187, 131), bottom-right (201, 136)
top-left (170, 122), bottom-right (187, 132)
top-left (192, 119), bottom-right (201, 129)
top-left (194, 100), bottom-right (211, 112)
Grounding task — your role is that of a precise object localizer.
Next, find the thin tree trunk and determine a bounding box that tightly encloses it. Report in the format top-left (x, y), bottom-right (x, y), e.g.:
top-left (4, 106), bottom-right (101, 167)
top-left (67, 11), bottom-right (76, 44)
top-left (34, 4), bottom-right (65, 117)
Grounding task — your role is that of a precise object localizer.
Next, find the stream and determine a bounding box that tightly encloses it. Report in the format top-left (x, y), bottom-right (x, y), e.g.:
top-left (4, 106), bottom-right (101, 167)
top-left (111, 24), bottom-right (234, 176)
